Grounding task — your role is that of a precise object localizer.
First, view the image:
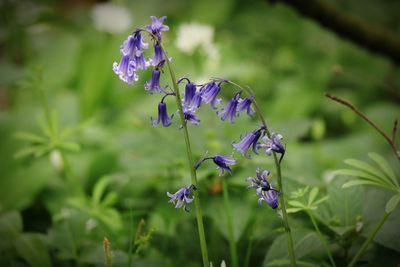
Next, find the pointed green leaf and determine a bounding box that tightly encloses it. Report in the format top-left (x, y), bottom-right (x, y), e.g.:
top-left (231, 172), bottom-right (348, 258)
top-left (286, 208), bottom-right (303, 213)
top-left (308, 187), bottom-right (319, 206)
top-left (288, 200), bottom-right (307, 209)
top-left (385, 194), bottom-right (400, 213)
top-left (335, 169), bottom-right (392, 188)
top-left (344, 158), bottom-right (386, 180)
top-left (59, 142), bottom-right (81, 152)
top-left (342, 179), bottom-right (385, 189)
top-left (369, 153), bottom-right (399, 187)
top-left (92, 177), bottom-right (111, 206)
top-left (14, 132), bottom-right (46, 143)
top-left (313, 195), bottom-right (329, 206)
top-left (14, 146), bottom-right (38, 159)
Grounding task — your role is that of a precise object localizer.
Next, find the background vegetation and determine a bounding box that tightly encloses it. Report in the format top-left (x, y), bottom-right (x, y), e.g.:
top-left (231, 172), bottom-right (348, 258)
top-left (0, 0), bottom-right (399, 266)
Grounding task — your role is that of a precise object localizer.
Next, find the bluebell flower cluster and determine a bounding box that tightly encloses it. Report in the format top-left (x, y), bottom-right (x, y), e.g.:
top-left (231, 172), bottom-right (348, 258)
top-left (246, 168), bottom-right (279, 209)
top-left (113, 16), bottom-right (286, 211)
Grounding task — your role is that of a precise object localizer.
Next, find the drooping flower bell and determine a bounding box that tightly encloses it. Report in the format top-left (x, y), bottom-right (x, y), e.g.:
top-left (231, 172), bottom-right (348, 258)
top-left (145, 16), bottom-right (170, 41)
top-left (259, 132), bottom-right (285, 155)
top-left (182, 82), bottom-right (202, 112)
top-left (167, 184), bottom-right (195, 212)
top-left (232, 126), bottom-right (264, 157)
top-left (150, 44), bottom-right (165, 67)
top-left (218, 91), bottom-right (241, 123)
top-left (195, 155), bottom-right (237, 176)
top-left (112, 55), bottom-right (138, 84)
top-left (145, 69), bottom-right (162, 94)
top-left (237, 97), bottom-right (255, 116)
top-left (152, 101), bottom-right (174, 127)
top-left (200, 82), bottom-right (221, 109)
top-left (246, 168), bottom-right (279, 209)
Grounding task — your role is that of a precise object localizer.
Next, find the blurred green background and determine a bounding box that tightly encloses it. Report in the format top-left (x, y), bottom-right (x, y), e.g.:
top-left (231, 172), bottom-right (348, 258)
top-left (0, 0), bottom-right (399, 266)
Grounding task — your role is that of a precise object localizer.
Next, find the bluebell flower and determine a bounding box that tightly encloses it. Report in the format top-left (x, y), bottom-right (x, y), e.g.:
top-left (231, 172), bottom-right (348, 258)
top-left (145, 69), bottom-right (162, 94)
top-left (246, 168), bottom-right (279, 209)
top-left (145, 16), bottom-right (169, 41)
top-left (259, 132), bottom-right (285, 155)
top-left (150, 44), bottom-right (165, 67)
top-left (259, 190), bottom-right (279, 209)
top-left (232, 128), bottom-right (263, 157)
top-left (167, 184), bottom-right (195, 212)
top-left (237, 97), bottom-right (255, 116)
top-left (121, 31), bottom-right (149, 59)
top-left (195, 155), bottom-right (237, 176)
top-left (219, 92), bottom-right (241, 123)
top-left (184, 111), bottom-right (201, 125)
top-left (200, 82), bottom-right (221, 109)
top-left (152, 101), bottom-right (174, 127)
top-left (113, 55), bottom-right (138, 84)
top-left (182, 82), bottom-right (202, 113)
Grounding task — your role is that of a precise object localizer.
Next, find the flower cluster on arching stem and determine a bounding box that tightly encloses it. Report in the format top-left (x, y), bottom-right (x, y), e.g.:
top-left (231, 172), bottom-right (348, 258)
top-left (113, 16), bottom-right (286, 212)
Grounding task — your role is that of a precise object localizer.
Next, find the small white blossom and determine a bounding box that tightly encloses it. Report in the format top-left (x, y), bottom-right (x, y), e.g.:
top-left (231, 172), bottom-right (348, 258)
top-left (91, 3), bottom-right (132, 34)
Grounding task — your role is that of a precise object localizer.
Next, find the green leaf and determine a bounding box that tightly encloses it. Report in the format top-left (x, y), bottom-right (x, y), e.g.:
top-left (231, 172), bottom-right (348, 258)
top-left (0, 211), bottom-right (22, 250)
top-left (308, 187), bottom-right (319, 206)
top-left (344, 158), bottom-right (386, 181)
top-left (313, 196), bottom-right (329, 206)
top-left (368, 153), bottom-right (399, 187)
top-left (342, 179), bottom-right (385, 189)
top-left (288, 200), bottom-right (307, 209)
top-left (335, 169), bottom-right (392, 189)
top-left (92, 177), bottom-right (111, 206)
top-left (385, 194), bottom-right (400, 213)
top-left (14, 132), bottom-right (46, 143)
top-left (264, 229), bottom-right (323, 265)
top-left (14, 233), bottom-right (51, 267)
top-left (14, 146), bottom-right (38, 159)
top-left (59, 142), bottom-right (81, 152)
top-left (286, 208), bottom-right (303, 213)
top-left (266, 259), bottom-right (318, 267)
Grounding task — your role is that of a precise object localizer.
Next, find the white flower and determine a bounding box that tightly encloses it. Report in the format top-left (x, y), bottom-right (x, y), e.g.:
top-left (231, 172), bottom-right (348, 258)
top-left (91, 3), bottom-right (132, 34)
top-left (50, 150), bottom-right (63, 172)
top-left (175, 22), bottom-right (218, 57)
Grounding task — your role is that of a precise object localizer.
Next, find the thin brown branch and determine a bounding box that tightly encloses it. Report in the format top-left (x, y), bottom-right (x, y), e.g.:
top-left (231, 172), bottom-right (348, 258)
top-left (325, 93), bottom-right (400, 162)
top-left (270, 0), bottom-right (400, 65)
top-left (392, 119), bottom-right (398, 142)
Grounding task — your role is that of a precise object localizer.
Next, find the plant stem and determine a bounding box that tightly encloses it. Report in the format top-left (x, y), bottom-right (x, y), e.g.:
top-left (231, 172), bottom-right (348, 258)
top-left (222, 178), bottom-right (239, 267)
top-left (226, 80), bottom-right (297, 266)
top-left (127, 209), bottom-right (134, 267)
top-left (307, 211), bottom-right (336, 267)
top-left (325, 93), bottom-right (400, 163)
top-left (162, 46), bottom-right (210, 267)
top-left (348, 211), bottom-right (390, 267)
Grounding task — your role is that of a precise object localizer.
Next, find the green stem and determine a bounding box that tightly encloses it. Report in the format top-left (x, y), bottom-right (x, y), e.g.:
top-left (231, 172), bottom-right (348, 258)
top-left (307, 211), bottom-right (336, 267)
top-left (222, 179), bottom-right (239, 267)
top-left (348, 212), bottom-right (390, 267)
top-left (127, 209), bottom-right (134, 267)
top-left (226, 81), bottom-right (297, 266)
top-left (161, 45), bottom-right (210, 267)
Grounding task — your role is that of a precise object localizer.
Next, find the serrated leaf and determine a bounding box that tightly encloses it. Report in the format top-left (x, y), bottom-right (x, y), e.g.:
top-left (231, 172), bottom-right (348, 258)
top-left (288, 200), bottom-right (307, 209)
top-left (385, 194), bottom-right (400, 213)
top-left (368, 153), bottom-right (399, 187)
top-left (14, 132), bottom-right (46, 143)
top-left (308, 187), bottom-right (319, 206)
